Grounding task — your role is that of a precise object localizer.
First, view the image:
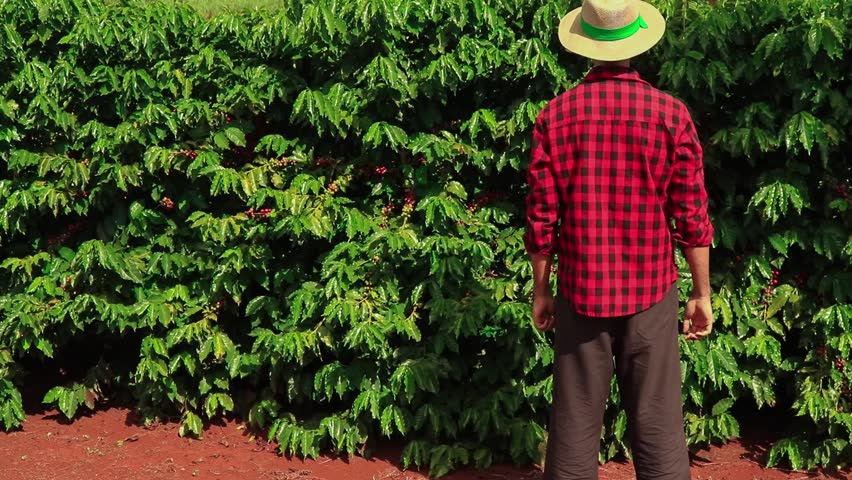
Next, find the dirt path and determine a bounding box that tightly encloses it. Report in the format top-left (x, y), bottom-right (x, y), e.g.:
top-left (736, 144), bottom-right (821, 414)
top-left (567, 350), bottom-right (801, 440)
top-left (0, 408), bottom-right (847, 480)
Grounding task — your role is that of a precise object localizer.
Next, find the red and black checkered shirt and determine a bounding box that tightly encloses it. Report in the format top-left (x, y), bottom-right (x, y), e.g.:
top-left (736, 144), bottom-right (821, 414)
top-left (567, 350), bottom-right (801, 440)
top-left (524, 66), bottom-right (713, 317)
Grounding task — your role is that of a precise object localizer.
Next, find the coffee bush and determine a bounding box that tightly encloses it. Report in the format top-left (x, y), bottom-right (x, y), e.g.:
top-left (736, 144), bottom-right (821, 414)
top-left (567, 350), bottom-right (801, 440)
top-left (0, 0), bottom-right (849, 474)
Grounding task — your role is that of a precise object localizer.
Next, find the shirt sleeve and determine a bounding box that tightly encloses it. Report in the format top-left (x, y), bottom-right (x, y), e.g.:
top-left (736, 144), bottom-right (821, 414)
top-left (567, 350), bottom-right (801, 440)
top-left (666, 112), bottom-right (714, 248)
top-left (523, 115), bottom-right (559, 256)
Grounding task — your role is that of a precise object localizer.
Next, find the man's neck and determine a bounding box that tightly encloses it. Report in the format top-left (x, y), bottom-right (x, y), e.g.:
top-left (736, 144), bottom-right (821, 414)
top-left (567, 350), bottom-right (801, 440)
top-left (592, 60), bottom-right (631, 68)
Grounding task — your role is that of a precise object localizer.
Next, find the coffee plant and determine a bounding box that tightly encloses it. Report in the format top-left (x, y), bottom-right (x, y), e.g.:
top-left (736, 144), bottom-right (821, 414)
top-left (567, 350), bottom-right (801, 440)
top-left (0, 0), bottom-right (849, 475)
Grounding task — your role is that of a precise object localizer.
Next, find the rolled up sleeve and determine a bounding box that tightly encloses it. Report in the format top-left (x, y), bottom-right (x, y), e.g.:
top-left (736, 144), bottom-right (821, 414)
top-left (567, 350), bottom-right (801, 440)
top-left (667, 115), bottom-right (714, 248)
top-left (523, 117), bottom-right (559, 256)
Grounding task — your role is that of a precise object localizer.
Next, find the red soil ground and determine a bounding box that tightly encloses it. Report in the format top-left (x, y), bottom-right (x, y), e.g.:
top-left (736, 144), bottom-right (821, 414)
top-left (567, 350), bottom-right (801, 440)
top-left (0, 407), bottom-right (848, 480)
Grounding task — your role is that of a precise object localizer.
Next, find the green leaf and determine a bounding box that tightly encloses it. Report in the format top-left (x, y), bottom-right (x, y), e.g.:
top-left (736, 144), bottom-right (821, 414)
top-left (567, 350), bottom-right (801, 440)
top-left (766, 285), bottom-right (795, 319)
top-left (768, 438), bottom-right (806, 471)
top-left (42, 386), bottom-right (63, 404)
top-left (711, 398), bottom-right (733, 416)
top-left (402, 440), bottom-right (430, 469)
top-left (768, 233), bottom-right (789, 256)
top-left (807, 24), bottom-right (822, 54)
top-left (363, 121), bottom-right (409, 151)
top-left (225, 128), bottom-right (246, 147)
top-left (748, 180), bottom-right (807, 224)
top-left (783, 112), bottom-right (824, 155)
top-left (706, 348), bottom-right (737, 387)
top-left (180, 411), bottom-right (203, 437)
top-left (713, 295), bottom-right (733, 327)
top-left (445, 181), bottom-right (467, 200)
top-left (380, 405), bottom-right (395, 436)
top-left (214, 132), bottom-right (230, 149)
top-left (746, 334), bottom-right (783, 366)
top-left (393, 406), bottom-right (409, 435)
top-left (812, 224), bottom-right (846, 260)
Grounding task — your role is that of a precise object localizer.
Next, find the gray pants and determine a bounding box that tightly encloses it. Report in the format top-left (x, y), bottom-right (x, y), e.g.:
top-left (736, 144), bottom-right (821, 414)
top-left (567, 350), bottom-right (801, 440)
top-left (543, 285), bottom-right (691, 480)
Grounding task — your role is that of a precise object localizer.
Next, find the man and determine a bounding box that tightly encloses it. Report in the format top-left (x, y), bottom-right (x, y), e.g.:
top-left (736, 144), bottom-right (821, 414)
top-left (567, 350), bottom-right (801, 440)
top-left (523, 1), bottom-right (714, 479)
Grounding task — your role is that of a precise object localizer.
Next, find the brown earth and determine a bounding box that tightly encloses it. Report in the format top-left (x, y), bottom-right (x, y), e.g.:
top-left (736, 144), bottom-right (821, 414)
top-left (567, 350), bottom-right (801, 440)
top-left (0, 407), bottom-right (848, 480)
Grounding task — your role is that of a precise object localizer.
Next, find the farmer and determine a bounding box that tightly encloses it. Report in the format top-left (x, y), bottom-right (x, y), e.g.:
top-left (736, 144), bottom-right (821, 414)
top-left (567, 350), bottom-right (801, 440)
top-left (524, 1), bottom-right (714, 479)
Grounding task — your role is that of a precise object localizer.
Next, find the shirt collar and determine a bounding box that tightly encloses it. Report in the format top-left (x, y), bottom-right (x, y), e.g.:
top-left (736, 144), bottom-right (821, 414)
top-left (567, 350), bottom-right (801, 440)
top-left (582, 65), bottom-right (648, 84)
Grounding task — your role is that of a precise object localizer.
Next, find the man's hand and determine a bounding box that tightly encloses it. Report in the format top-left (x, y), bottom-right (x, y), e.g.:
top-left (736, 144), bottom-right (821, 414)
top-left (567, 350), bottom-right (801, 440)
top-left (533, 292), bottom-right (556, 331)
top-left (683, 295), bottom-right (713, 340)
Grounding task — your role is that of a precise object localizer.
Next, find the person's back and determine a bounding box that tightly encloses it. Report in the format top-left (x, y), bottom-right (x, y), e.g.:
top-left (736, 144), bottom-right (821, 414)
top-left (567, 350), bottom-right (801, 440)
top-left (529, 66), bottom-right (712, 317)
top-left (523, 1), bottom-right (715, 480)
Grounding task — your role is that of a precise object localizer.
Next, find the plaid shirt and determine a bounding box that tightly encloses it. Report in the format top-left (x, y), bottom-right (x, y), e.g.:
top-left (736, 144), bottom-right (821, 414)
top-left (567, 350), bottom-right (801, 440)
top-left (524, 66), bottom-right (713, 317)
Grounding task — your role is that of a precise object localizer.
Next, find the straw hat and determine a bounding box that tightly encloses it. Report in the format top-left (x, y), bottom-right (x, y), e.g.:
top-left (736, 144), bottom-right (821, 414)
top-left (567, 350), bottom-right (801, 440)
top-left (558, 0), bottom-right (666, 62)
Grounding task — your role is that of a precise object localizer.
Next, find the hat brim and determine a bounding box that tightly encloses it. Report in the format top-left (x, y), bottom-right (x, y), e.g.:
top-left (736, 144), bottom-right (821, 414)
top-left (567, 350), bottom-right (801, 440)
top-left (558, 1), bottom-right (666, 62)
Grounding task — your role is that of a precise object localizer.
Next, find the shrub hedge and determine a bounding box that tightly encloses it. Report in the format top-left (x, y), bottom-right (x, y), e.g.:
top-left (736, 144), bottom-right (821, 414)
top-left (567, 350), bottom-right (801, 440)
top-left (0, 0), bottom-right (849, 474)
